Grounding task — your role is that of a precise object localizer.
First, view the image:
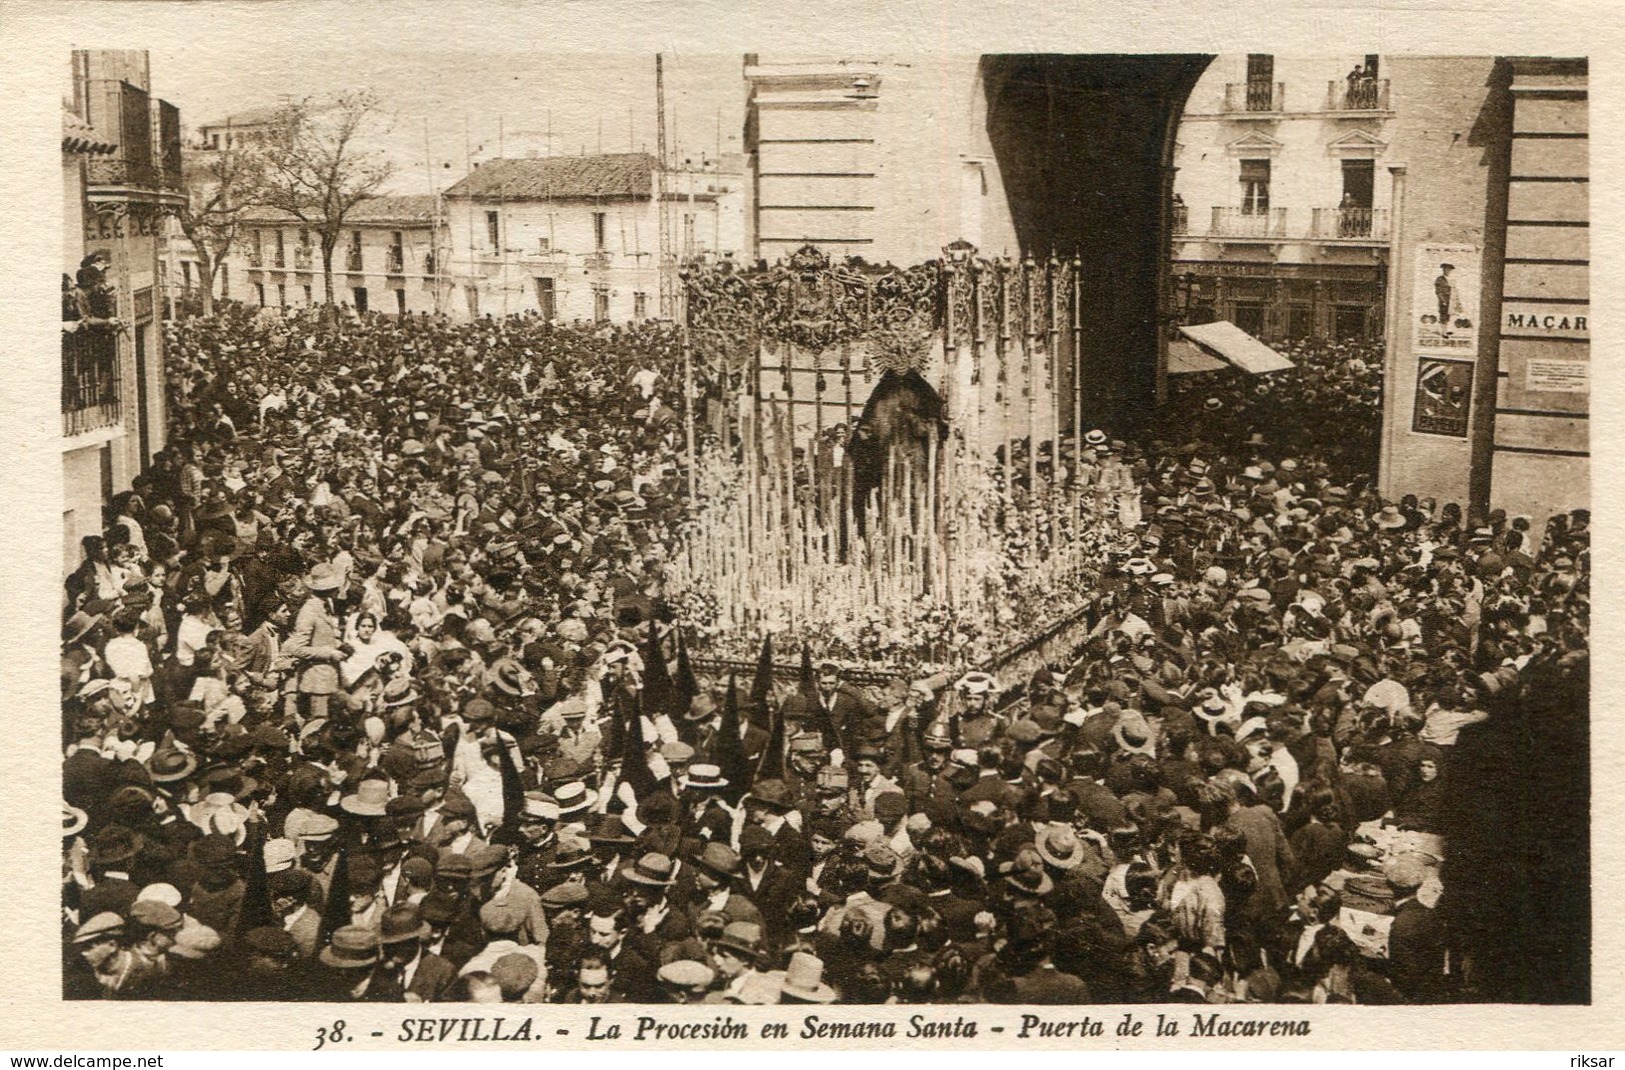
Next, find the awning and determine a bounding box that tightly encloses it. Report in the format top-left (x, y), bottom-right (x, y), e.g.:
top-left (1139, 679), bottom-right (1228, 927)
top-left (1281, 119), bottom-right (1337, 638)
top-left (1177, 320), bottom-right (1297, 374)
top-left (1167, 339), bottom-right (1228, 375)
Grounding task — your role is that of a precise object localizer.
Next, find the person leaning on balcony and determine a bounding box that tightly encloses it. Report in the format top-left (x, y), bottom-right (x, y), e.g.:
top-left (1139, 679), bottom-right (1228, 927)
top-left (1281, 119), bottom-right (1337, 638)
top-left (75, 254), bottom-right (119, 326)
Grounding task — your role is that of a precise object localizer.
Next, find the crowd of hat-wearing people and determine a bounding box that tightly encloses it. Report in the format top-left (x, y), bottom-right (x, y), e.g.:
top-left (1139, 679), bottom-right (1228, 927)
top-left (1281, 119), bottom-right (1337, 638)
top-left (61, 303), bottom-right (1588, 1004)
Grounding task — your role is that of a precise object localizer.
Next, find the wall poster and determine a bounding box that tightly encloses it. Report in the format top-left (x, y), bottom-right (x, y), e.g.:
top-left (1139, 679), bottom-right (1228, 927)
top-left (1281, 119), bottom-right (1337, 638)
top-left (1413, 356), bottom-right (1475, 437)
top-left (1413, 243), bottom-right (1480, 354)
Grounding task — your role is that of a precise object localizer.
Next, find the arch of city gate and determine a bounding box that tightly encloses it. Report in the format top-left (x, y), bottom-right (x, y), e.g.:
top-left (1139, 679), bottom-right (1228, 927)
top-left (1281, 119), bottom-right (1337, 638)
top-left (980, 54), bottom-right (1213, 430)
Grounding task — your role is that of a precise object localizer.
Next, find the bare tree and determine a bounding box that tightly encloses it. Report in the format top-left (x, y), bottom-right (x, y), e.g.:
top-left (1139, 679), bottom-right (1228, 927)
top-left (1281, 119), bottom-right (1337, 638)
top-left (251, 91), bottom-right (395, 317)
top-left (177, 131), bottom-right (262, 317)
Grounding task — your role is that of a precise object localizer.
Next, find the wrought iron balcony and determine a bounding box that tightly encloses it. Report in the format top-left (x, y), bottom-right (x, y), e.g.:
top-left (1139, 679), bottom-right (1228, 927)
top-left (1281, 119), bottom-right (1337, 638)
top-left (293, 246), bottom-right (314, 270)
top-left (1172, 204), bottom-right (1190, 235)
top-left (386, 247), bottom-right (405, 274)
top-left (583, 251), bottom-right (613, 271)
top-left (1310, 206), bottom-right (1390, 242)
top-left (246, 250), bottom-right (264, 268)
top-left (1224, 81), bottom-right (1284, 114)
top-left (345, 248), bottom-right (364, 273)
top-left (1210, 206), bottom-right (1288, 239)
top-left (1327, 78), bottom-right (1390, 112)
top-left (86, 157), bottom-right (161, 190)
top-left (62, 326), bottom-right (122, 436)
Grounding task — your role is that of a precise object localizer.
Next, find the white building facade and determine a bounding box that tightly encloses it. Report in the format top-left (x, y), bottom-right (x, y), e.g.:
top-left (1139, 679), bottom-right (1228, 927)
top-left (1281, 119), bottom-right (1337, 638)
top-left (216, 196), bottom-right (452, 317)
top-left (1171, 54), bottom-right (1395, 342)
top-left (442, 152), bottom-right (736, 323)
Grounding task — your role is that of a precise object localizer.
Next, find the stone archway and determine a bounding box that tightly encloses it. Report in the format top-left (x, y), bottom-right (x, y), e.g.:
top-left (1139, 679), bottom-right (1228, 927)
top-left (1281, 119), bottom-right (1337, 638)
top-left (981, 54), bottom-right (1213, 430)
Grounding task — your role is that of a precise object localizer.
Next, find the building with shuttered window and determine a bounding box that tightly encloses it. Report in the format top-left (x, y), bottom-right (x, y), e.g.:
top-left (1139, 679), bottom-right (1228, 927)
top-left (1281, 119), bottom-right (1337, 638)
top-left (62, 50), bottom-right (184, 575)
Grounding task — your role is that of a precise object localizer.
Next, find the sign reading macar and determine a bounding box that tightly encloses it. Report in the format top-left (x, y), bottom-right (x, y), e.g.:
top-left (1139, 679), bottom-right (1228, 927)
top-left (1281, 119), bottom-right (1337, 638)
top-left (1503, 303), bottom-right (1589, 339)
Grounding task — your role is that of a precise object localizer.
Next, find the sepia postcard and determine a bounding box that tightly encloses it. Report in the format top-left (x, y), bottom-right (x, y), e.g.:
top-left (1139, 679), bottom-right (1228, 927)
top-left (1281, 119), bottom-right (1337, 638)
top-left (0, 0), bottom-right (1619, 1056)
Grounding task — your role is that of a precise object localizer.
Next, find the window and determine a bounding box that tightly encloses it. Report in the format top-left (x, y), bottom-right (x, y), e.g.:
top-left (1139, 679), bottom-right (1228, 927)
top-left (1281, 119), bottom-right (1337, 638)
top-left (536, 277), bottom-right (556, 321)
top-left (274, 230), bottom-right (285, 267)
top-left (465, 286), bottom-right (480, 319)
top-left (682, 213), bottom-right (696, 257)
top-left (1245, 54), bottom-right (1275, 110)
top-left (537, 236), bottom-right (551, 254)
top-left (1287, 304), bottom-right (1315, 339)
top-left (486, 210), bottom-right (500, 251)
top-left (1341, 159), bottom-right (1375, 209)
top-left (181, 261), bottom-right (192, 290)
top-left (303, 284), bottom-right (313, 304)
top-left (249, 229), bottom-right (263, 265)
top-left (254, 282), bottom-right (266, 307)
top-left (1240, 159), bottom-right (1271, 214)
top-left (633, 291), bottom-right (648, 320)
top-left (353, 287), bottom-right (368, 313)
top-left (593, 211), bottom-right (607, 251)
top-left (1335, 305), bottom-right (1369, 340)
top-left (209, 132), bottom-right (220, 150)
top-left (276, 283), bottom-right (286, 306)
top-left (220, 264), bottom-right (229, 298)
top-left (395, 288), bottom-right (407, 316)
top-left (1231, 301), bottom-right (1266, 336)
top-left (593, 287), bottom-right (610, 322)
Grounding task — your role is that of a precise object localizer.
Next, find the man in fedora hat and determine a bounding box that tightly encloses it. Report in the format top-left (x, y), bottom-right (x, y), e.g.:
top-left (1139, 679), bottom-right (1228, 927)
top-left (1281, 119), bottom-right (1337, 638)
top-left (371, 904), bottom-right (455, 1002)
top-left (283, 561), bottom-right (350, 721)
top-left (706, 920), bottom-right (770, 1001)
top-left (317, 924), bottom-right (384, 1000)
top-left (681, 842), bottom-right (763, 929)
top-left (743, 779), bottom-right (812, 880)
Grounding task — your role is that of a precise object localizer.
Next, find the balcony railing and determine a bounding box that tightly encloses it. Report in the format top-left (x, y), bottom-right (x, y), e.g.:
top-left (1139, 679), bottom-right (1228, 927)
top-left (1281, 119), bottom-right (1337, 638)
top-left (85, 157), bottom-right (161, 190)
top-left (62, 326), bottom-right (122, 436)
top-left (386, 248), bottom-right (405, 274)
top-left (1328, 78), bottom-right (1390, 112)
top-left (246, 250), bottom-right (264, 268)
top-left (345, 249), bottom-right (364, 273)
top-left (1310, 206), bottom-right (1390, 241)
top-left (582, 251), bottom-right (613, 271)
top-left (1211, 206), bottom-right (1288, 239)
top-left (1225, 81), bottom-right (1284, 113)
top-left (293, 247), bottom-right (314, 271)
top-left (1172, 204), bottom-right (1190, 235)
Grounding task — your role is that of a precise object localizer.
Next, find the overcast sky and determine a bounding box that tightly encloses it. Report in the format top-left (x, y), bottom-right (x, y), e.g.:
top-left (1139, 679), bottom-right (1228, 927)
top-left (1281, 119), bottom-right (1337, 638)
top-left (146, 50), bottom-right (749, 194)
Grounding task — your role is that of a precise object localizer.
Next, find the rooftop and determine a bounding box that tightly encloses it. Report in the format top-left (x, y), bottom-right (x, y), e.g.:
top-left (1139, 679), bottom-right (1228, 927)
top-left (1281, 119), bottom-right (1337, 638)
top-left (198, 104), bottom-right (286, 131)
top-left (443, 152), bottom-right (657, 201)
top-left (62, 108), bottom-right (116, 155)
top-left (242, 194), bottom-right (442, 227)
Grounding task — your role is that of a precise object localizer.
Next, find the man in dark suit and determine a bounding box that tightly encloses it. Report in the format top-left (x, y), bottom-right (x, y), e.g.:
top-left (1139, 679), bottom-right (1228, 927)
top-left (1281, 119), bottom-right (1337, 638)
top-left (372, 905), bottom-right (456, 1002)
top-left (1386, 854), bottom-right (1449, 1002)
top-left (778, 662), bottom-right (884, 759)
top-left (743, 780), bottom-right (812, 879)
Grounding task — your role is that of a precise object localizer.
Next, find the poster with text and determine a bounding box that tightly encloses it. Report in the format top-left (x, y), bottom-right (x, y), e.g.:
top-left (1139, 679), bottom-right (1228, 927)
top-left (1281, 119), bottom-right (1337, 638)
top-left (1414, 243), bottom-right (1480, 354)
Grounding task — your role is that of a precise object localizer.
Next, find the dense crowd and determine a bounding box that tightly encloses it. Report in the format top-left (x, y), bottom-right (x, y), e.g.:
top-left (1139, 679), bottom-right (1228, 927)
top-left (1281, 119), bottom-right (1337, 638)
top-left (61, 303), bottom-right (1589, 1004)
